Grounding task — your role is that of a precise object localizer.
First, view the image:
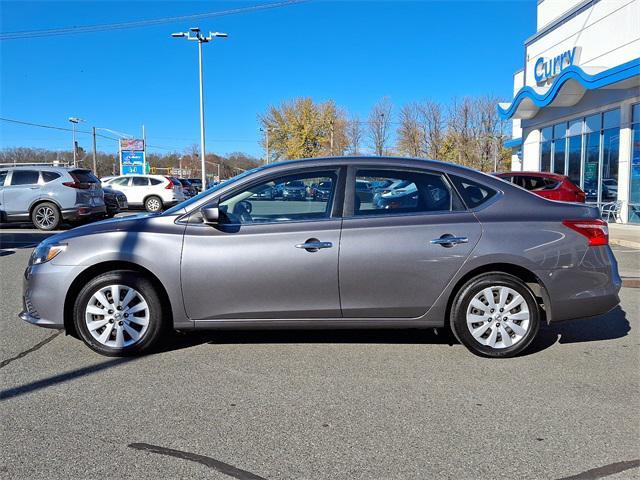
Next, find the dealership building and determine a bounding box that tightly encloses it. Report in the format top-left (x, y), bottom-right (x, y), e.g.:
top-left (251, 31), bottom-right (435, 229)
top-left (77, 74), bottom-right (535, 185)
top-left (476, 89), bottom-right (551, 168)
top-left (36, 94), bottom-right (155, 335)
top-left (499, 0), bottom-right (640, 223)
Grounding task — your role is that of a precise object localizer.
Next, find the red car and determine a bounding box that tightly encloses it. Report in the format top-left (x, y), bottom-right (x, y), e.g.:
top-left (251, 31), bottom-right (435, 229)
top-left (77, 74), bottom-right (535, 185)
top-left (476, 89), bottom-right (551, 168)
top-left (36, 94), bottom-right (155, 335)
top-left (495, 172), bottom-right (586, 203)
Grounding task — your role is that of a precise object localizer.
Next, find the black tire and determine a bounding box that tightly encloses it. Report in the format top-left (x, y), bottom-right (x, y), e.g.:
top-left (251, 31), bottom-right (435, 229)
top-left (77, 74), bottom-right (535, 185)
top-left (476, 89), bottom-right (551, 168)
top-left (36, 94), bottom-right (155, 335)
top-left (144, 195), bottom-right (163, 213)
top-left (450, 273), bottom-right (540, 358)
top-left (31, 202), bottom-right (61, 231)
top-left (73, 270), bottom-right (168, 356)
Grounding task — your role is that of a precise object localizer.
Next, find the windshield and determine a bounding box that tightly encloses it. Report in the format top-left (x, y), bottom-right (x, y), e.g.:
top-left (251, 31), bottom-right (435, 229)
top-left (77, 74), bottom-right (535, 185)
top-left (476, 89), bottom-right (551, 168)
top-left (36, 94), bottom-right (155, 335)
top-left (162, 167), bottom-right (264, 215)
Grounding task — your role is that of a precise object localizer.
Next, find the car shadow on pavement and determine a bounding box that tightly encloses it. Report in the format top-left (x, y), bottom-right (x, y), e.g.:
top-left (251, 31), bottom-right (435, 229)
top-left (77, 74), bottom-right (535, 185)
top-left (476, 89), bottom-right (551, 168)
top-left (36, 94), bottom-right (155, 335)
top-left (162, 305), bottom-right (630, 357)
top-left (0, 231), bottom-right (58, 249)
top-left (525, 305), bottom-right (630, 355)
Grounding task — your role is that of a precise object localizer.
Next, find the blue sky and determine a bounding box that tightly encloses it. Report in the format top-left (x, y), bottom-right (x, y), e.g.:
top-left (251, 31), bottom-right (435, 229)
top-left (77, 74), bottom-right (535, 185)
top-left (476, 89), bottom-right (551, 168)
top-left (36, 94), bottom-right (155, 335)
top-left (0, 0), bottom-right (536, 157)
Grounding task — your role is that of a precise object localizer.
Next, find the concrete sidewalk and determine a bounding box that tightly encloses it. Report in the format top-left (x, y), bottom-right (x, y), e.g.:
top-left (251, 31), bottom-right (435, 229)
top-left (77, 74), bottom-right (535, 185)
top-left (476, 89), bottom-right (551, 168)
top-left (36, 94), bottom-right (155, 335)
top-left (609, 223), bottom-right (640, 249)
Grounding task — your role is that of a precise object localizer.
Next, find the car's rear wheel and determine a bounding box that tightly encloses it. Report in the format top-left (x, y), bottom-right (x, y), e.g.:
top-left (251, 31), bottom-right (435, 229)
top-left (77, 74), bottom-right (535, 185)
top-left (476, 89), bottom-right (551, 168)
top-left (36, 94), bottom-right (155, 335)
top-left (73, 271), bottom-right (167, 356)
top-left (144, 196), bottom-right (163, 213)
top-left (450, 273), bottom-right (540, 358)
top-left (31, 202), bottom-right (61, 231)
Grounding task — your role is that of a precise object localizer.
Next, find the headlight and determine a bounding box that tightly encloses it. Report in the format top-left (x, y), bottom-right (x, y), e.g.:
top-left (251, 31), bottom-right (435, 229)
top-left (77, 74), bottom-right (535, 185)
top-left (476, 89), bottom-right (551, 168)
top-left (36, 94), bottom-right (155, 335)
top-left (30, 243), bottom-right (66, 265)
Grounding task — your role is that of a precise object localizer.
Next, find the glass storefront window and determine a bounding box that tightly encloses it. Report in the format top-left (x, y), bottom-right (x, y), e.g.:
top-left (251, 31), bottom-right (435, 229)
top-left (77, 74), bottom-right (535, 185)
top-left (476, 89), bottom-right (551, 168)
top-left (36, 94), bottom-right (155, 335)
top-left (538, 109), bottom-right (621, 207)
top-left (584, 129), bottom-right (600, 202)
top-left (602, 128), bottom-right (619, 202)
top-left (553, 137), bottom-right (566, 175)
top-left (630, 103), bottom-right (640, 223)
top-left (540, 127), bottom-right (552, 171)
top-left (567, 134), bottom-right (582, 185)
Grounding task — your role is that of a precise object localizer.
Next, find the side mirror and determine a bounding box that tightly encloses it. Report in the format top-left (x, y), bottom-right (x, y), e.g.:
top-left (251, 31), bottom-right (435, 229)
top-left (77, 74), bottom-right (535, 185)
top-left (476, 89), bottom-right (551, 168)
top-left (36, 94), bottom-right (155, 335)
top-left (200, 202), bottom-right (220, 224)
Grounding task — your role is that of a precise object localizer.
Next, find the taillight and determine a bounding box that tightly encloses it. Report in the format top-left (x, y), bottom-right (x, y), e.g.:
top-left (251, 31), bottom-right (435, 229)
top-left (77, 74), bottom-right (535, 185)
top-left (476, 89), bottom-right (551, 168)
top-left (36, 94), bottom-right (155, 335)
top-left (164, 176), bottom-right (174, 189)
top-left (562, 219), bottom-right (608, 246)
top-left (62, 181), bottom-right (90, 189)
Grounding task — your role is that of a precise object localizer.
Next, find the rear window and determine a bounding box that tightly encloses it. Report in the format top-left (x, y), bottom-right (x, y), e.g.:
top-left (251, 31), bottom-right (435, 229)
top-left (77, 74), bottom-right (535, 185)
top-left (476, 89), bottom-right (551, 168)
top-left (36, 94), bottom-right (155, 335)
top-left (70, 170), bottom-right (99, 183)
top-left (450, 175), bottom-right (497, 209)
top-left (10, 170), bottom-right (39, 185)
top-left (149, 178), bottom-right (163, 185)
top-left (42, 171), bottom-right (61, 183)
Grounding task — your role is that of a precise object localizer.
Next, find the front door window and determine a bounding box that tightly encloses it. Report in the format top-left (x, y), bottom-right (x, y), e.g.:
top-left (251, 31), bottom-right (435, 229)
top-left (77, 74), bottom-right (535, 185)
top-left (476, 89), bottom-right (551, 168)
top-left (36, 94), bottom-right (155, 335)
top-left (219, 171), bottom-right (337, 224)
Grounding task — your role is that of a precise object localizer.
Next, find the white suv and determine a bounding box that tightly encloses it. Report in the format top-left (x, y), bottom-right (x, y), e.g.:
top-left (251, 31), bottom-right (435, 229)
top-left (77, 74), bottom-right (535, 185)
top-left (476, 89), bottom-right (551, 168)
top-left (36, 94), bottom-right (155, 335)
top-left (102, 175), bottom-right (186, 212)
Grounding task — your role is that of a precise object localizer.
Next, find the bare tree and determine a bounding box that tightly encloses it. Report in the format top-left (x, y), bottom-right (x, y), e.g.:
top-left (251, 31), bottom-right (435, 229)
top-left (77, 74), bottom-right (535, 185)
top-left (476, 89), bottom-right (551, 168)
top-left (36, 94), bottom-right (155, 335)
top-left (346, 114), bottom-right (363, 155)
top-left (417, 100), bottom-right (446, 159)
top-left (367, 97), bottom-right (392, 156)
top-left (397, 102), bottom-right (422, 157)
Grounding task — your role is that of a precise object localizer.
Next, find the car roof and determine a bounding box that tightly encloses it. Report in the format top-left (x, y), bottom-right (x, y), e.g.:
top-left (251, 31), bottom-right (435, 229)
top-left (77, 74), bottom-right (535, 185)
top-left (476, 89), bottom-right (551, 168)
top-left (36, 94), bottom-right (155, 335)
top-left (496, 171), bottom-right (566, 179)
top-left (3, 165), bottom-right (78, 172)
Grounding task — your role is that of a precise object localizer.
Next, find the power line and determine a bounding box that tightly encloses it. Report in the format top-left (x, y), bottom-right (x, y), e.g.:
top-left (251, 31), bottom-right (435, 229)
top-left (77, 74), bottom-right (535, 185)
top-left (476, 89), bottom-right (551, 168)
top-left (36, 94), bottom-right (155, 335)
top-left (1, 117), bottom-right (186, 151)
top-left (0, 1), bottom-right (308, 40)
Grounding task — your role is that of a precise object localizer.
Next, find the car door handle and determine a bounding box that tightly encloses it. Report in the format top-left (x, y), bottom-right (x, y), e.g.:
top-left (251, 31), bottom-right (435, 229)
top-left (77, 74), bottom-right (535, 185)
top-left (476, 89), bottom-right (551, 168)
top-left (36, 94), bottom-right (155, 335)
top-left (295, 239), bottom-right (333, 252)
top-left (430, 235), bottom-right (469, 247)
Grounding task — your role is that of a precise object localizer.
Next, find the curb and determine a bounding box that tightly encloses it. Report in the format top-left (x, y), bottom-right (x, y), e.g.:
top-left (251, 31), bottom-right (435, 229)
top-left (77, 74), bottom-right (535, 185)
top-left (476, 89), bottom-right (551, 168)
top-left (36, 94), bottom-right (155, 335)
top-left (610, 239), bottom-right (640, 249)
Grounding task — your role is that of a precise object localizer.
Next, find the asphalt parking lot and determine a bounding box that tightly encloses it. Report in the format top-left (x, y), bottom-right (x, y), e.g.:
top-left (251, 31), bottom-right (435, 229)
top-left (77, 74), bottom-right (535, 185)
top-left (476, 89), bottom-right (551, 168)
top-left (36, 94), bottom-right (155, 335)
top-left (1, 226), bottom-right (639, 480)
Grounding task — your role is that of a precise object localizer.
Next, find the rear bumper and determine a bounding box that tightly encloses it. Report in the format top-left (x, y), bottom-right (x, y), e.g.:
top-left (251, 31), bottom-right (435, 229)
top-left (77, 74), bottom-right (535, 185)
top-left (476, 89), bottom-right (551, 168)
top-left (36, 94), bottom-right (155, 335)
top-left (61, 205), bottom-right (106, 221)
top-left (544, 246), bottom-right (622, 323)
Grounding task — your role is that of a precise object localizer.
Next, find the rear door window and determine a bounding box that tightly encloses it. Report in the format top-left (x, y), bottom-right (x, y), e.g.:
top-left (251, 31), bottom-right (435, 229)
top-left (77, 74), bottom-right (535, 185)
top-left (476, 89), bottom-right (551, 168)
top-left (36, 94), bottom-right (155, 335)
top-left (131, 177), bottom-right (150, 187)
top-left (0, 170), bottom-right (7, 186)
top-left (449, 175), bottom-right (497, 209)
top-left (149, 178), bottom-right (163, 185)
top-left (10, 170), bottom-right (39, 185)
top-left (354, 169), bottom-right (463, 216)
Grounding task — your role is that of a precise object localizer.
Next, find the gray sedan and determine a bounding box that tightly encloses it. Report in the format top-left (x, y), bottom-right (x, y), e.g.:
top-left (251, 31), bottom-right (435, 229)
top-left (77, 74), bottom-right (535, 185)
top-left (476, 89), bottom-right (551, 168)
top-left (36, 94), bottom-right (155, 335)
top-left (20, 157), bottom-right (621, 358)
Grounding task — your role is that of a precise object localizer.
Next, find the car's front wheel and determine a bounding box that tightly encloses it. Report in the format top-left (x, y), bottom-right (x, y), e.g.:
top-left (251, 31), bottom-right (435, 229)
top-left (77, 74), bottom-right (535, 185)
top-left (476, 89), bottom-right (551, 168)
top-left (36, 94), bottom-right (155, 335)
top-left (450, 273), bottom-right (540, 358)
top-left (73, 271), bottom-right (167, 356)
top-left (144, 196), bottom-right (163, 213)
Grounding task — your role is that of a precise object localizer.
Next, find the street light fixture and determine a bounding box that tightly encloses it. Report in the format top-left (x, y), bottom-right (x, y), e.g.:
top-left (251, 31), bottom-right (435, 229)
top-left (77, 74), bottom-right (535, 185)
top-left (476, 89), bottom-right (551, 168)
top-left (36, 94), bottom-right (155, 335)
top-left (68, 117), bottom-right (84, 166)
top-left (171, 27), bottom-right (228, 189)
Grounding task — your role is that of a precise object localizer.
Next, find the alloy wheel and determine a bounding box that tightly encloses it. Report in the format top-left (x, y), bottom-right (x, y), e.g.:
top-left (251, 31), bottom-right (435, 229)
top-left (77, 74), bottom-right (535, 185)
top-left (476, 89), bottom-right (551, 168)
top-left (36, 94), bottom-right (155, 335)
top-left (85, 284), bottom-right (150, 348)
top-left (35, 206), bottom-right (56, 229)
top-left (146, 198), bottom-right (161, 212)
top-left (465, 286), bottom-right (530, 349)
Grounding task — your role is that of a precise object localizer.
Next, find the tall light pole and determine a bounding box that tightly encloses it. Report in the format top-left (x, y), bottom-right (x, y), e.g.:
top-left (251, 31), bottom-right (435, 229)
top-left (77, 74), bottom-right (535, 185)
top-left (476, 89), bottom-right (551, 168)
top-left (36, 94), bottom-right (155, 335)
top-left (260, 127), bottom-right (272, 164)
top-left (68, 117), bottom-right (84, 166)
top-left (172, 27), bottom-right (227, 189)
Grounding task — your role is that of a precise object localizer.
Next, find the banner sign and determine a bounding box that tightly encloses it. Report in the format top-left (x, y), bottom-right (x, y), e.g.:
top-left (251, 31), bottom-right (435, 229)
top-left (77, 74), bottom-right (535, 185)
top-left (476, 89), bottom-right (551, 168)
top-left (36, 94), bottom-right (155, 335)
top-left (119, 138), bottom-right (146, 175)
top-left (120, 139), bottom-right (144, 151)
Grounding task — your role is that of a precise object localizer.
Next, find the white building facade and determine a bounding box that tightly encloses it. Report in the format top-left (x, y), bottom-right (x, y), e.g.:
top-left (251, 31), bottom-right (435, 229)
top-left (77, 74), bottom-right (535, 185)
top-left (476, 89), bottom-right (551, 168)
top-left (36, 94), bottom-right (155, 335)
top-left (500, 0), bottom-right (640, 223)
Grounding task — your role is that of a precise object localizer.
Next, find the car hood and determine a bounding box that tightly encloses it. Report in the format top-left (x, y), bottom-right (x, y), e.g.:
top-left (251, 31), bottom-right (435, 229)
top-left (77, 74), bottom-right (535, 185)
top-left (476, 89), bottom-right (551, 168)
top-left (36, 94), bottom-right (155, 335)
top-left (41, 213), bottom-right (157, 246)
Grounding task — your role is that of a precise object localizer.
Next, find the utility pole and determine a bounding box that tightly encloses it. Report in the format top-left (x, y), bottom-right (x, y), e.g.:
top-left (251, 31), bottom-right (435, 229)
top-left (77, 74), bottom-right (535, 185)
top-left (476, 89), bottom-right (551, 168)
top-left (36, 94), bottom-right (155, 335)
top-left (261, 127), bottom-right (271, 164)
top-left (330, 120), bottom-right (334, 156)
top-left (172, 27), bottom-right (227, 190)
top-left (68, 117), bottom-right (83, 166)
top-left (92, 126), bottom-right (97, 174)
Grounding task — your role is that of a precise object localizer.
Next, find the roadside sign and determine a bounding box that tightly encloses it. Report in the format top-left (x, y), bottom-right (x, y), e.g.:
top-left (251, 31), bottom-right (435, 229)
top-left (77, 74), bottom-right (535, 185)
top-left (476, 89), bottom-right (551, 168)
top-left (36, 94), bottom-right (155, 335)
top-left (121, 151), bottom-right (145, 175)
top-left (119, 138), bottom-right (146, 175)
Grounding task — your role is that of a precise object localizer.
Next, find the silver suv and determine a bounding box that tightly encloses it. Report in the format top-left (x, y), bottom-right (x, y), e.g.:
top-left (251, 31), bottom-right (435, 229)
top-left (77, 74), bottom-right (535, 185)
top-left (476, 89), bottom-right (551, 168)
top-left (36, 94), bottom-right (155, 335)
top-left (0, 165), bottom-right (106, 230)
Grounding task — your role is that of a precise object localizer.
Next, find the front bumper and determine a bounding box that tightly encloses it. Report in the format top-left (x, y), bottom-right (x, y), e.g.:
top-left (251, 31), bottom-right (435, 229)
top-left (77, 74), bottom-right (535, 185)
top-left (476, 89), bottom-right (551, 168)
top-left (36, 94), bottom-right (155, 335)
top-left (20, 262), bottom-right (80, 330)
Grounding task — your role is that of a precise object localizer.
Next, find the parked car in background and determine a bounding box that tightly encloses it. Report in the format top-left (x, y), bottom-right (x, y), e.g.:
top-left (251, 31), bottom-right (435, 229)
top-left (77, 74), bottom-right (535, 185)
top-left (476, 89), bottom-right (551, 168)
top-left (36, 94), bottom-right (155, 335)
top-left (102, 185), bottom-right (128, 218)
top-left (602, 178), bottom-right (618, 200)
top-left (495, 172), bottom-right (586, 203)
top-left (0, 165), bottom-right (105, 230)
top-left (311, 180), bottom-right (333, 201)
top-left (102, 175), bottom-right (185, 212)
top-left (282, 180), bottom-right (307, 200)
top-left (176, 178), bottom-right (196, 198)
top-left (21, 157), bottom-right (620, 358)
top-left (187, 178), bottom-right (203, 193)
